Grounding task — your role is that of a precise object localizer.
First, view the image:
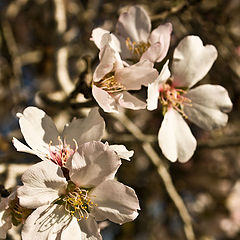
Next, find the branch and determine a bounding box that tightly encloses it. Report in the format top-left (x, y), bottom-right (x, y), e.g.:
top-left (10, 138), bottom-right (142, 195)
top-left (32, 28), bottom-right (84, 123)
top-left (111, 112), bottom-right (195, 240)
top-left (53, 0), bottom-right (74, 94)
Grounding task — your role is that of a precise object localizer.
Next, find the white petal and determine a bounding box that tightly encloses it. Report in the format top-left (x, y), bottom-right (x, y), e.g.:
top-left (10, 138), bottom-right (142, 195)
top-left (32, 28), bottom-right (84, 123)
top-left (62, 107), bottom-right (105, 147)
top-left (18, 161), bottom-right (67, 209)
top-left (117, 91), bottom-right (147, 110)
top-left (91, 28), bottom-right (121, 54)
top-left (17, 106), bottom-right (59, 155)
top-left (172, 35), bottom-right (218, 88)
top-left (147, 60), bottom-right (170, 110)
top-left (12, 137), bottom-right (48, 160)
top-left (12, 137), bottom-right (37, 155)
top-left (109, 144), bottom-right (134, 161)
top-left (116, 5), bottom-right (151, 42)
top-left (91, 28), bottom-right (110, 49)
top-left (67, 141), bottom-right (121, 188)
top-left (21, 204), bottom-right (71, 240)
top-left (93, 44), bottom-right (118, 83)
top-left (184, 84), bottom-right (232, 130)
top-left (141, 23), bottom-right (172, 63)
top-left (90, 179), bottom-right (140, 225)
top-left (92, 85), bottom-right (119, 113)
top-left (115, 60), bottom-right (158, 90)
top-left (158, 109), bottom-right (197, 163)
top-left (61, 215), bottom-right (101, 240)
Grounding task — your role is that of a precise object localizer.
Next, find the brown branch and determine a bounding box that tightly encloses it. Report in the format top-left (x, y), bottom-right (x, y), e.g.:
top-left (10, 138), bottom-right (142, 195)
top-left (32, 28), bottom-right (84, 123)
top-left (111, 112), bottom-right (196, 240)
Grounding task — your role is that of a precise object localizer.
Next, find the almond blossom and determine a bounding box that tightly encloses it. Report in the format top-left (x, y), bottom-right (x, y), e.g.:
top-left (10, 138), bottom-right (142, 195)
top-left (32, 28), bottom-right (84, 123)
top-left (92, 38), bottom-right (158, 113)
top-left (13, 106), bottom-right (132, 166)
top-left (91, 5), bottom-right (172, 64)
top-left (17, 141), bottom-right (140, 240)
top-left (147, 35), bottom-right (232, 163)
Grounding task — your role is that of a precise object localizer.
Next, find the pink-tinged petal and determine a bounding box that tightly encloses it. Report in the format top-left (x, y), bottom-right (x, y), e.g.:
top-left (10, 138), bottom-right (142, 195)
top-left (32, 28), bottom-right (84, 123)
top-left (115, 60), bottom-right (158, 90)
top-left (17, 106), bottom-right (59, 155)
top-left (142, 23), bottom-right (172, 62)
top-left (109, 144), bottom-right (134, 161)
top-left (21, 205), bottom-right (71, 240)
top-left (67, 141), bottom-right (121, 188)
top-left (158, 109), bottom-right (197, 163)
top-left (61, 216), bottom-right (101, 240)
top-left (62, 107), bottom-right (105, 148)
top-left (116, 5), bottom-right (151, 42)
top-left (18, 161), bottom-right (67, 209)
top-left (90, 180), bottom-right (140, 225)
top-left (93, 44), bottom-right (118, 83)
top-left (147, 60), bottom-right (170, 110)
top-left (184, 84), bottom-right (232, 130)
top-left (92, 85), bottom-right (119, 113)
top-left (117, 91), bottom-right (147, 110)
top-left (172, 35), bottom-right (218, 88)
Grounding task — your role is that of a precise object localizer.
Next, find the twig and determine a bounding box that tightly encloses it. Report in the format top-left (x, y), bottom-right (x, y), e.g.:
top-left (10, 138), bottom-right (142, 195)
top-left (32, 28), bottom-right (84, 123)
top-left (112, 112), bottom-right (195, 240)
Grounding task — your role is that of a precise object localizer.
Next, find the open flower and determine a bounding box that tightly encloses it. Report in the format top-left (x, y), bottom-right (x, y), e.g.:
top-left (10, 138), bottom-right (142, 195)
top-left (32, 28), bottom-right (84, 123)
top-left (13, 106), bottom-right (133, 165)
top-left (91, 5), bottom-right (172, 64)
top-left (12, 107), bottom-right (105, 166)
top-left (147, 35), bottom-right (232, 162)
top-left (92, 38), bottom-right (158, 113)
top-left (18, 141), bottom-right (140, 240)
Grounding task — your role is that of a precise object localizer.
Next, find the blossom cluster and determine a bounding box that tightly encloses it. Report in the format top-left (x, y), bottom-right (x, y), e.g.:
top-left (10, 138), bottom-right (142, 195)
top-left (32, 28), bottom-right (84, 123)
top-left (0, 5), bottom-right (233, 240)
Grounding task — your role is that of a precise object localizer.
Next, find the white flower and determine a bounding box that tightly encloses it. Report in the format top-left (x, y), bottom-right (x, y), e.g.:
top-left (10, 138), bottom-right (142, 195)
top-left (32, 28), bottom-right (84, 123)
top-left (18, 141), bottom-right (140, 240)
top-left (147, 35), bottom-right (232, 163)
top-left (91, 5), bottom-right (172, 64)
top-left (92, 39), bottom-right (158, 113)
top-left (13, 106), bottom-right (133, 165)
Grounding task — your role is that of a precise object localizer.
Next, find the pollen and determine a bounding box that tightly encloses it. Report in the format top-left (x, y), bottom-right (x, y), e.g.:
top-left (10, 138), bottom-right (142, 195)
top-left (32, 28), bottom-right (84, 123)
top-left (94, 71), bottom-right (126, 93)
top-left (61, 186), bottom-right (96, 221)
top-left (159, 81), bottom-right (192, 118)
top-left (125, 37), bottom-right (150, 60)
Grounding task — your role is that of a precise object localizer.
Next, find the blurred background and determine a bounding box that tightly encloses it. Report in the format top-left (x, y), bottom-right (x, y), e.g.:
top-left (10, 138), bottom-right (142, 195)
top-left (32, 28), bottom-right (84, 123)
top-left (0, 0), bottom-right (240, 239)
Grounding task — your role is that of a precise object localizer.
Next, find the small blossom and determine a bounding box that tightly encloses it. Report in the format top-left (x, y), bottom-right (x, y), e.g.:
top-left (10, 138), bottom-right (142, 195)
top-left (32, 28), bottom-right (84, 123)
top-left (92, 38), bottom-right (158, 113)
top-left (147, 35), bottom-right (232, 162)
top-left (91, 5), bottom-right (172, 64)
top-left (18, 141), bottom-right (140, 240)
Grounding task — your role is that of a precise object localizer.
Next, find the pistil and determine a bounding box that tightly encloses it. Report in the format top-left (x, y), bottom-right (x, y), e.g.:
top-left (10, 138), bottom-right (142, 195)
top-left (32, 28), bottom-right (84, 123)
top-left (159, 81), bottom-right (192, 118)
top-left (47, 137), bottom-right (78, 167)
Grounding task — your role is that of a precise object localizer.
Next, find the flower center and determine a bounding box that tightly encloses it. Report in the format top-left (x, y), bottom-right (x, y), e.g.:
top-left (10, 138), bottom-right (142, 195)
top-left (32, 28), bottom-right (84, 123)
top-left (54, 182), bottom-right (96, 221)
top-left (125, 37), bottom-right (150, 60)
top-left (9, 197), bottom-right (33, 226)
top-left (94, 71), bottom-right (126, 93)
top-left (159, 80), bottom-right (192, 118)
top-left (47, 136), bottom-right (78, 167)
